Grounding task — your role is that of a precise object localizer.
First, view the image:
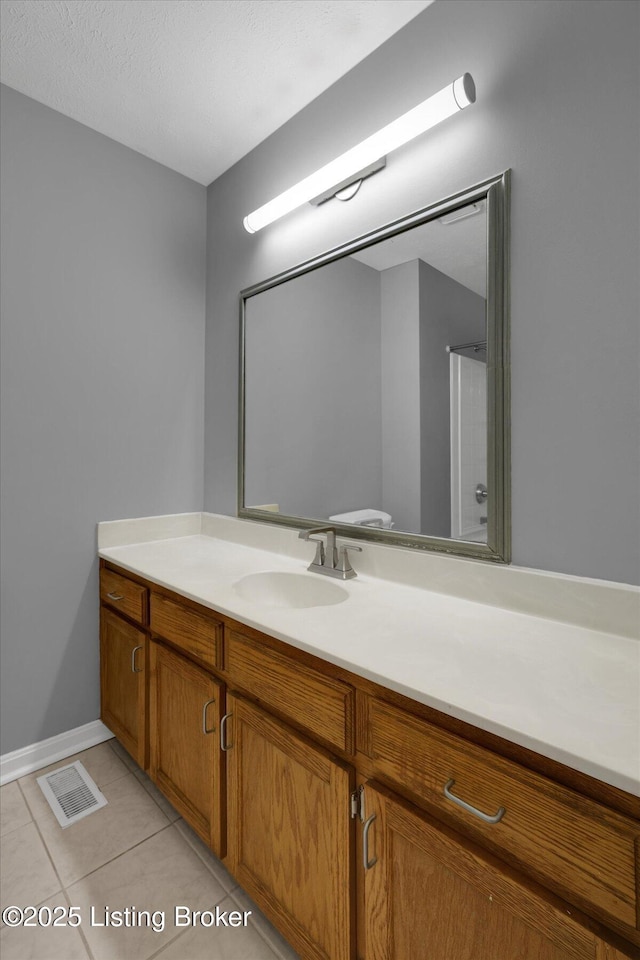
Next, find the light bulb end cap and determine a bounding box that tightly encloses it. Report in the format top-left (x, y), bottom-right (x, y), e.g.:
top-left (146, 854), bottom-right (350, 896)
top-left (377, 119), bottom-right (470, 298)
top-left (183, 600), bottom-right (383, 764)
top-left (454, 73), bottom-right (476, 109)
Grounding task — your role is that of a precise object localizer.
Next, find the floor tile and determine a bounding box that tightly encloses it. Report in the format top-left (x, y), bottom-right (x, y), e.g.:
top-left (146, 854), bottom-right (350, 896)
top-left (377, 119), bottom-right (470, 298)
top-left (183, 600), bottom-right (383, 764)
top-left (19, 741), bottom-right (129, 795)
top-left (151, 893), bottom-right (280, 959)
top-left (107, 738), bottom-right (182, 822)
top-left (0, 782), bottom-right (32, 838)
top-left (0, 822), bottom-right (61, 913)
top-left (174, 819), bottom-right (237, 894)
top-left (21, 772), bottom-right (170, 886)
top-left (66, 824), bottom-right (228, 960)
top-left (230, 887), bottom-right (301, 960)
top-left (132, 768), bottom-right (181, 822)
top-left (0, 893), bottom-right (90, 960)
top-left (108, 737), bottom-right (140, 774)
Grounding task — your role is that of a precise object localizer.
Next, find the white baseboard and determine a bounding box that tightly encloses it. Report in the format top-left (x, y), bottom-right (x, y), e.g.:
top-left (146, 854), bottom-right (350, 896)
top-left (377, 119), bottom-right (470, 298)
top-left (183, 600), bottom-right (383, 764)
top-left (0, 720), bottom-right (114, 786)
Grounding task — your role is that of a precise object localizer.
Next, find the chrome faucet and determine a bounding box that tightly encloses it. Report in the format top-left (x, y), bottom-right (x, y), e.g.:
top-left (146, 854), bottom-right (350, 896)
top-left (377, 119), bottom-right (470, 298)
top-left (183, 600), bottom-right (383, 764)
top-left (298, 526), bottom-right (362, 580)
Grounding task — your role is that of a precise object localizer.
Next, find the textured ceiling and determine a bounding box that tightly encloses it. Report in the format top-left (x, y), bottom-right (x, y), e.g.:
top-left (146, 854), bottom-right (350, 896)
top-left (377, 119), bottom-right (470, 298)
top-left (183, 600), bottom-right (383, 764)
top-left (0, 0), bottom-right (434, 185)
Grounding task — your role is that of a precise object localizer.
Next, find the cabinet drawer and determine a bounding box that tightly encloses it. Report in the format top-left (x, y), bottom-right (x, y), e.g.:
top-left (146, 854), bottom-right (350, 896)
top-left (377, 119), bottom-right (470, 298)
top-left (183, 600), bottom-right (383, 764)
top-left (100, 568), bottom-right (148, 624)
top-left (367, 697), bottom-right (639, 934)
top-left (225, 630), bottom-right (354, 753)
top-left (150, 594), bottom-right (222, 670)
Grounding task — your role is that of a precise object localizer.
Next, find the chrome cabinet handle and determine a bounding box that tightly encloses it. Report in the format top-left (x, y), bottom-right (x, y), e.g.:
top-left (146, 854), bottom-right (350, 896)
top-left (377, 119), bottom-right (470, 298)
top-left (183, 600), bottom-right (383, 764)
top-left (362, 813), bottom-right (377, 870)
top-left (202, 699), bottom-right (216, 735)
top-left (444, 779), bottom-right (505, 824)
top-left (131, 645), bottom-right (143, 673)
top-left (220, 712), bottom-right (232, 751)
top-left (107, 592), bottom-right (125, 601)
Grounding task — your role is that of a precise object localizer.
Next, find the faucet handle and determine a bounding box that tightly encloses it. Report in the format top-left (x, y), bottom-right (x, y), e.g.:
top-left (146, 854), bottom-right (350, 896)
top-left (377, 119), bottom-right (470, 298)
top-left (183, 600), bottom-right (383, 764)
top-left (298, 529), bottom-right (325, 566)
top-left (337, 543), bottom-right (362, 579)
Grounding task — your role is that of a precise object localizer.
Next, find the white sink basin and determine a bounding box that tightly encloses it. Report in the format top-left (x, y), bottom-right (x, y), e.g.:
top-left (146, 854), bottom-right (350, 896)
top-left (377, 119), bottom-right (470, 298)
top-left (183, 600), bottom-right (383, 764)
top-left (232, 571), bottom-right (348, 609)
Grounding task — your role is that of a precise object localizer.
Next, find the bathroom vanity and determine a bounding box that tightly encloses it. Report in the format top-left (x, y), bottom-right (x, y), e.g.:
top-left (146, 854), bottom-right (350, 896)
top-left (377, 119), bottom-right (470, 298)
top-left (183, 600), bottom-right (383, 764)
top-left (98, 514), bottom-right (639, 960)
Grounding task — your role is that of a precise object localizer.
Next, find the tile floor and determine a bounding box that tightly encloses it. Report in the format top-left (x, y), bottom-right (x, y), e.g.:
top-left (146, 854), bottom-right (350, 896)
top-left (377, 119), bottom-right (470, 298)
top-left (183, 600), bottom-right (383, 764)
top-left (0, 739), bottom-right (300, 960)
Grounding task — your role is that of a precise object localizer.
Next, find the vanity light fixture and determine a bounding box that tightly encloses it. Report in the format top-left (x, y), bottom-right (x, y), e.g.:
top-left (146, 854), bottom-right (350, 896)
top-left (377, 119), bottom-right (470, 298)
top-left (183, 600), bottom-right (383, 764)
top-left (243, 73), bottom-right (476, 234)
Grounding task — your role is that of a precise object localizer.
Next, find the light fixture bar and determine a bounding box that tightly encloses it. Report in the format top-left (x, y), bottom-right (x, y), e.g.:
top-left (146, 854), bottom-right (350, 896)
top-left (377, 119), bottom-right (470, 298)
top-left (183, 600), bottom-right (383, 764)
top-left (243, 73), bottom-right (476, 234)
top-left (309, 157), bottom-right (387, 207)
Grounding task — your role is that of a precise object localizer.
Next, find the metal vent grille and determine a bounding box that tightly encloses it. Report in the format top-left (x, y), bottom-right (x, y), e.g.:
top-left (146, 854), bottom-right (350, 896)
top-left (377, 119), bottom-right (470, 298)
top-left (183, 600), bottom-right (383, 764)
top-left (37, 761), bottom-right (107, 828)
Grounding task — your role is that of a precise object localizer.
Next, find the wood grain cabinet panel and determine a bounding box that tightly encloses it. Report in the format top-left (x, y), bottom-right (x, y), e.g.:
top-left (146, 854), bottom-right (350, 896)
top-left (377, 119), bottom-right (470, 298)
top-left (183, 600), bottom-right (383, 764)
top-left (225, 629), bottom-right (354, 753)
top-left (100, 567), bottom-right (148, 624)
top-left (362, 782), bottom-right (635, 960)
top-left (99, 562), bottom-right (639, 958)
top-left (149, 641), bottom-right (225, 855)
top-left (226, 693), bottom-right (354, 960)
top-left (100, 608), bottom-right (147, 768)
top-left (150, 593), bottom-right (222, 670)
top-left (367, 697), bottom-right (639, 936)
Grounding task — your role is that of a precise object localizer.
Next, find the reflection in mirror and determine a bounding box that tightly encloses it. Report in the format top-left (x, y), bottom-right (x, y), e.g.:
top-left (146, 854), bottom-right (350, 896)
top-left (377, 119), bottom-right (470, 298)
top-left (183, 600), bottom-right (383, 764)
top-left (239, 172), bottom-right (509, 562)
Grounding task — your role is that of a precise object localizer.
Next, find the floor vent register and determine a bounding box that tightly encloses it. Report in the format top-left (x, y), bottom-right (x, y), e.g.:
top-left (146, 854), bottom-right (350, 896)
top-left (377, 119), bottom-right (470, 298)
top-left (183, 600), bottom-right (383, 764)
top-left (37, 761), bottom-right (107, 828)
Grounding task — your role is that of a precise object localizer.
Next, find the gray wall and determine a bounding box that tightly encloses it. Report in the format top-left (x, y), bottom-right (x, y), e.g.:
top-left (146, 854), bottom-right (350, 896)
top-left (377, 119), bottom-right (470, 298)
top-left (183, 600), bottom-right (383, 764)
top-left (205, 0), bottom-right (640, 584)
top-left (0, 86), bottom-right (206, 755)
top-left (418, 260), bottom-right (485, 538)
top-left (380, 261), bottom-right (422, 532)
top-left (244, 257), bottom-right (381, 518)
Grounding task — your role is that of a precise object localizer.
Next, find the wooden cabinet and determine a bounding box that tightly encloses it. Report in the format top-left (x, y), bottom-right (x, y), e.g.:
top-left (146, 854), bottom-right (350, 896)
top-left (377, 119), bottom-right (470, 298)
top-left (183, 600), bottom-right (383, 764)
top-left (226, 693), bottom-right (354, 960)
top-left (99, 563), bottom-right (639, 960)
top-left (364, 696), bottom-right (638, 935)
top-left (101, 566), bottom-right (148, 625)
top-left (149, 639), bottom-right (225, 856)
top-left (361, 782), bottom-right (631, 960)
top-left (150, 593), bottom-right (222, 670)
top-left (147, 589), bottom-right (226, 854)
top-left (100, 600), bottom-right (148, 769)
top-left (225, 627), bottom-right (355, 753)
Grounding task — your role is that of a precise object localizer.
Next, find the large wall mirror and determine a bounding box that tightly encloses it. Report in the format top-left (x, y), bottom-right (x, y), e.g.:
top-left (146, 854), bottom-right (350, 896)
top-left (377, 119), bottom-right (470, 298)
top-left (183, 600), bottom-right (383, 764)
top-left (239, 170), bottom-right (510, 562)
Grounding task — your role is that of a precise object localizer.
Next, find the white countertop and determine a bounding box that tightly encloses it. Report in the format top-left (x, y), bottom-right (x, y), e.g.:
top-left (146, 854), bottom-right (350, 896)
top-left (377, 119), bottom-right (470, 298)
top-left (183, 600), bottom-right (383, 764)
top-left (98, 514), bottom-right (640, 797)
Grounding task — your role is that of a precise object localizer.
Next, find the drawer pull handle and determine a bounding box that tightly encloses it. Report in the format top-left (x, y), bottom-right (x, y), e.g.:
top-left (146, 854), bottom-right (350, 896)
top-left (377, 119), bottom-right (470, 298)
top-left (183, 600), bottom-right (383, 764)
top-left (220, 712), bottom-right (232, 751)
top-left (444, 779), bottom-right (505, 824)
top-left (107, 592), bottom-right (125, 601)
top-left (131, 645), bottom-right (143, 673)
top-left (202, 699), bottom-right (216, 735)
top-left (362, 813), bottom-right (377, 870)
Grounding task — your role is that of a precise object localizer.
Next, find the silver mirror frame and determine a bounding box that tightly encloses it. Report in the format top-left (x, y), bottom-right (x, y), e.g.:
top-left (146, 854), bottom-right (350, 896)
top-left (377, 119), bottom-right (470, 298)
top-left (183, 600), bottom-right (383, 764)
top-left (238, 170), bottom-right (510, 563)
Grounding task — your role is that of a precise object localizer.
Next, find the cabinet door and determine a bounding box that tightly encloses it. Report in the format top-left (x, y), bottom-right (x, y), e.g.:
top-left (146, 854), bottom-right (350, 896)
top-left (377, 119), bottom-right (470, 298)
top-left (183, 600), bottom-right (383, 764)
top-left (226, 693), bottom-right (354, 960)
top-left (100, 607), bottom-right (147, 768)
top-left (149, 641), bottom-right (225, 856)
top-left (362, 782), bottom-right (631, 960)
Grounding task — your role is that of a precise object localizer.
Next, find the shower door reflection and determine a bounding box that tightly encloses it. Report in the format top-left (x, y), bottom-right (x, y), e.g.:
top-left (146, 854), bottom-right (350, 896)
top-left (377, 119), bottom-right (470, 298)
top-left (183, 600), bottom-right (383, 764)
top-left (450, 348), bottom-right (488, 542)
